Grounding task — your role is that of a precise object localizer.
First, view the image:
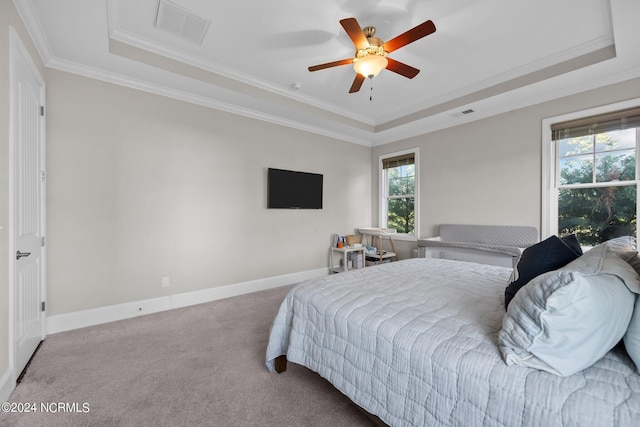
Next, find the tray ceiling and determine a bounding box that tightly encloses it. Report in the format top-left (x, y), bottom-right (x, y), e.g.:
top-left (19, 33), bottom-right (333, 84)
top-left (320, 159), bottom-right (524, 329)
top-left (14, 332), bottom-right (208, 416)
top-left (15, 0), bottom-right (640, 146)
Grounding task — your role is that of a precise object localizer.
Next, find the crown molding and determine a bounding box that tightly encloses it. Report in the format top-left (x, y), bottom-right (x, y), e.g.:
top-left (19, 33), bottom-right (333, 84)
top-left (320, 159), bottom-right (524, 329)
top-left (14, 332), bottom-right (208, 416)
top-left (12, 0), bottom-right (54, 63)
top-left (381, 35), bottom-right (616, 126)
top-left (109, 27), bottom-right (376, 127)
top-left (45, 56), bottom-right (374, 146)
top-left (371, 63), bottom-right (640, 146)
top-left (13, 0), bottom-right (640, 149)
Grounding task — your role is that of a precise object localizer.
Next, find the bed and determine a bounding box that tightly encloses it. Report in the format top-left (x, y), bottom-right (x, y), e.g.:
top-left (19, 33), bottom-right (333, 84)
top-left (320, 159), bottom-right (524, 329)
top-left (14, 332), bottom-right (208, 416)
top-left (265, 253), bottom-right (640, 426)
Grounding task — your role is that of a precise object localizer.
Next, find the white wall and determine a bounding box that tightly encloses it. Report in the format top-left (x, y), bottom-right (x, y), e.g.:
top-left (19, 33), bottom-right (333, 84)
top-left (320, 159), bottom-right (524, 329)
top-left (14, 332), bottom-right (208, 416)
top-left (372, 76), bottom-right (640, 251)
top-left (46, 70), bottom-right (371, 315)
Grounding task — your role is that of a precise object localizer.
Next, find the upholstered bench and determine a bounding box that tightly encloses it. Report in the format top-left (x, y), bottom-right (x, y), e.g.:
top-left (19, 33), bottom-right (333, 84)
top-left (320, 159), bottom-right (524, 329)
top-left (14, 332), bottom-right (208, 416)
top-left (418, 224), bottom-right (539, 267)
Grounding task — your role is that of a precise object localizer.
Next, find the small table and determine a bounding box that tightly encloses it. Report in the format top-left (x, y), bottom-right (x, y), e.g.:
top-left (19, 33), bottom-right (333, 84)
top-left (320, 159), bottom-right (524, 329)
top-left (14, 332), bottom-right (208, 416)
top-left (357, 228), bottom-right (398, 264)
top-left (329, 246), bottom-right (366, 274)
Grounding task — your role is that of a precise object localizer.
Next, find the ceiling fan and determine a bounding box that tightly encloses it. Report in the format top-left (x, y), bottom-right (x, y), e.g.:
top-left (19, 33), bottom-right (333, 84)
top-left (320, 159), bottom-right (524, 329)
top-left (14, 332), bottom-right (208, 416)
top-left (308, 17), bottom-right (436, 93)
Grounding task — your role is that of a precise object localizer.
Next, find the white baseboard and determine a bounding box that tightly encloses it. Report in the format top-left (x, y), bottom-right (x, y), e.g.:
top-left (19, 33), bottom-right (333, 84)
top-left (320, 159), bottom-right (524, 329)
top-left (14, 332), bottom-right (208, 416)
top-left (0, 368), bottom-right (14, 403)
top-left (47, 267), bottom-right (327, 335)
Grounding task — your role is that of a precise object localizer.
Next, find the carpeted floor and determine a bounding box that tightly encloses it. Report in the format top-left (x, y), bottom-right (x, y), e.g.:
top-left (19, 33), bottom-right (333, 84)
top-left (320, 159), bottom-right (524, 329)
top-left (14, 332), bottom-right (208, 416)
top-left (1, 286), bottom-right (374, 426)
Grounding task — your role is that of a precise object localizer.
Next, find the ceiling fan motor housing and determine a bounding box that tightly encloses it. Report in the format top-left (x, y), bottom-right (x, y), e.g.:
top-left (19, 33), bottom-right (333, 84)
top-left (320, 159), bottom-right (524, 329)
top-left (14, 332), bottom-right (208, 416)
top-left (357, 46), bottom-right (385, 60)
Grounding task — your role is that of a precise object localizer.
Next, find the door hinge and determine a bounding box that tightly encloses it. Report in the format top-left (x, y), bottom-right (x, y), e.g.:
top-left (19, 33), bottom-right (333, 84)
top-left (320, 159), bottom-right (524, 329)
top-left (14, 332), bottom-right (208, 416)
top-left (41, 236), bottom-right (45, 247)
top-left (40, 106), bottom-right (45, 116)
top-left (41, 301), bottom-right (46, 312)
top-left (40, 171), bottom-right (46, 182)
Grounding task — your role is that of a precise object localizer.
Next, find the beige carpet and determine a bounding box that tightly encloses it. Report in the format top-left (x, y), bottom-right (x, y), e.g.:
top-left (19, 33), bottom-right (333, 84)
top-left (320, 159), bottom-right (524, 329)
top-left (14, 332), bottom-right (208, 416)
top-left (2, 286), bottom-right (373, 426)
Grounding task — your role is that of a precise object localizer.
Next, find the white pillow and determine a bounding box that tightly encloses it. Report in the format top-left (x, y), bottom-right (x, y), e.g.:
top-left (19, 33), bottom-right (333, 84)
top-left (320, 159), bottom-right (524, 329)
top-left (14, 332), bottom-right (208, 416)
top-left (499, 245), bottom-right (636, 376)
top-left (624, 296), bottom-right (640, 372)
top-left (601, 235), bottom-right (637, 253)
top-left (594, 236), bottom-right (640, 293)
top-left (570, 243), bottom-right (640, 294)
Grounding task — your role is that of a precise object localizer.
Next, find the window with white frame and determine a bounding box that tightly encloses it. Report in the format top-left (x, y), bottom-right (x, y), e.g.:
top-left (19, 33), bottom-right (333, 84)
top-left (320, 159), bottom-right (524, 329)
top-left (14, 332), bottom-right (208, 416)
top-left (544, 104), bottom-right (640, 246)
top-left (379, 149), bottom-right (419, 237)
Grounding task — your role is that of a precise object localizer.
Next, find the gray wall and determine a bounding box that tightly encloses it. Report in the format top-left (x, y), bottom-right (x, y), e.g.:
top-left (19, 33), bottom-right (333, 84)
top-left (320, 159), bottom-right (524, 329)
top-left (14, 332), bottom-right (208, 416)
top-left (46, 70), bottom-right (372, 314)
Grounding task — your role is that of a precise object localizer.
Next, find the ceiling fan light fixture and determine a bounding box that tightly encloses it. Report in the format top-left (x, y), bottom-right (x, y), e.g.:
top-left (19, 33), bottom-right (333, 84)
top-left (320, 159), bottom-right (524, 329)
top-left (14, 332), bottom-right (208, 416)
top-left (353, 54), bottom-right (388, 78)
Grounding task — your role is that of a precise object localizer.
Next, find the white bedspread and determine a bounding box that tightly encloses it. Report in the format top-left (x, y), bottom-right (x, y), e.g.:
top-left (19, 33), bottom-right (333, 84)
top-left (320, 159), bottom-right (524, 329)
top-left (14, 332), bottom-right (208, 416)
top-left (265, 258), bottom-right (640, 427)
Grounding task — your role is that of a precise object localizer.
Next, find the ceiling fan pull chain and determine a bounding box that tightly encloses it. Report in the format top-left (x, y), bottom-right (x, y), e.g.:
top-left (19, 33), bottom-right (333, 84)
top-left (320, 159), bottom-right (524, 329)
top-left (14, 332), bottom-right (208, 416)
top-left (369, 77), bottom-right (374, 101)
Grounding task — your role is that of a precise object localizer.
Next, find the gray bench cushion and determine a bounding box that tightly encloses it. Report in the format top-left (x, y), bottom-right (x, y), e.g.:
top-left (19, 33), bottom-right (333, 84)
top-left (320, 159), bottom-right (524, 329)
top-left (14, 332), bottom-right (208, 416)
top-left (418, 224), bottom-right (539, 259)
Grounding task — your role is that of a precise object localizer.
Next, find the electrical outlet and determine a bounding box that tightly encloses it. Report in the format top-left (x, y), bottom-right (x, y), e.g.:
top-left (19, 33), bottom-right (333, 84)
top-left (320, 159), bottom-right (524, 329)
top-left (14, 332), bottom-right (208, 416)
top-left (161, 277), bottom-right (170, 288)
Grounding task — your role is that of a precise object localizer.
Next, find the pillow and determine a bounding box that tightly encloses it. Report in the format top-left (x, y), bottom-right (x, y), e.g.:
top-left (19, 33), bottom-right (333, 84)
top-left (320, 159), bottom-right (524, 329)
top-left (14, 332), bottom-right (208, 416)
top-left (589, 236), bottom-right (640, 294)
top-left (499, 244), bottom-right (636, 376)
top-left (624, 296), bottom-right (640, 372)
top-left (601, 235), bottom-right (637, 253)
top-left (558, 233), bottom-right (583, 255)
top-left (504, 235), bottom-right (582, 308)
top-left (598, 236), bottom-right (640, 286)
top-left (616, 251), bottom-right (640, 281)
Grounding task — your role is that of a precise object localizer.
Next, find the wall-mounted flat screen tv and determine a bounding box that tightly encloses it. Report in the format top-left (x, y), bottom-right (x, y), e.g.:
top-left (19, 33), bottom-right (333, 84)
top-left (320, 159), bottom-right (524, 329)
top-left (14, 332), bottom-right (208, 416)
top-left (267, 168), bottom-right (323, 209)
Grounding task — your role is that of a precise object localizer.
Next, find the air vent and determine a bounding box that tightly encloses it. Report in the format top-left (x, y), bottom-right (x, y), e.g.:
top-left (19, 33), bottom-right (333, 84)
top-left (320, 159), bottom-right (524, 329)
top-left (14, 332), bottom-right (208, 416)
top-left (449, 108), bottom-right (476, 118)
top-left (155, 0), bottom-right (210, 45)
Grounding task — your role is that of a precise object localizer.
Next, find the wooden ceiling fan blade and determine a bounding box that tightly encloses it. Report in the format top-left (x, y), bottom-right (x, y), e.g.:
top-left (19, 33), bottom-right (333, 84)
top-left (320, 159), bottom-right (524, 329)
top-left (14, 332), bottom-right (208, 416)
top-left (349, 74), bottom-right (365, 93)
top-left (340, 17), bottom-right (369, 50)
top-left (308, 58), bottom-right (354, 72)
top-left (386, 58), bottom-right (420, 79)
top-left (383, 20), bottom-right (436, 53)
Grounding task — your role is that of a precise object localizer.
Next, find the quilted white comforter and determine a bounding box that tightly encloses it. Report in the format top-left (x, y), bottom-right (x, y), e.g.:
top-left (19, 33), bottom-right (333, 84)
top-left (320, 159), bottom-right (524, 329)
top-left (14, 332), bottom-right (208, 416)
top-left (265, 258), bottom-right (640, 427)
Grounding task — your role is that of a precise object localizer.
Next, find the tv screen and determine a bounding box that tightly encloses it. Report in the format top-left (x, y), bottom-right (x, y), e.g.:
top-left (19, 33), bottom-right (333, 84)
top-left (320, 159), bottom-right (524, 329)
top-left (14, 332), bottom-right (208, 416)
top-left (267, 168), bottom-right (323, 209)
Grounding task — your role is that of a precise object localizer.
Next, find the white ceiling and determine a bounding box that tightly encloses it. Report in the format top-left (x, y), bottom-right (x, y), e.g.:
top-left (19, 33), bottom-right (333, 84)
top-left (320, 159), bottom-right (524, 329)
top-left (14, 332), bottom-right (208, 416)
top-left (14, 0), bottom-right (640, 146)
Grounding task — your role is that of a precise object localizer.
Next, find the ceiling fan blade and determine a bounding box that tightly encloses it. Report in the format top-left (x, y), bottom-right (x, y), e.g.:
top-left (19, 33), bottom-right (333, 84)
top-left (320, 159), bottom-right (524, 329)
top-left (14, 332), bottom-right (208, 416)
top-left (349, 74), bottom-right (365, 93)
top-left (340, 17), bottom-right (369, 50)
top-left (383, 20), bottom-right (436, 53)
top-left (308, 58), bottom-right (354, 72)
top-left (386, 58), bottom-right (420, 79)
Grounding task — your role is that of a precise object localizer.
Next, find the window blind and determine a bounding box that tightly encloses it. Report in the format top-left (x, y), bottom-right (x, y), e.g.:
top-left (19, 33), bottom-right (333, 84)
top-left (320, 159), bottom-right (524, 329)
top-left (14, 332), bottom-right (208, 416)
top-left (551, 107), bottom-right (640, 140)
top-left (382, 153), bottom-right (415, 169)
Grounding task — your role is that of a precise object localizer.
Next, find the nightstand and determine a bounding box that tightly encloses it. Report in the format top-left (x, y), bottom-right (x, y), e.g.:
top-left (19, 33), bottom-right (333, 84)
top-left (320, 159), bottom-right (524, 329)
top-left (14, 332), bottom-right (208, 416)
top-left (329, 246), bottom-right (366, 274)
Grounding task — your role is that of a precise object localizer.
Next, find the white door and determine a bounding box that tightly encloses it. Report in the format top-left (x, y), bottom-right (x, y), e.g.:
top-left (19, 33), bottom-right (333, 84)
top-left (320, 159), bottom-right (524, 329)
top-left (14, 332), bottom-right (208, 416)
top-left (10, 29), bottom-right (46, 379)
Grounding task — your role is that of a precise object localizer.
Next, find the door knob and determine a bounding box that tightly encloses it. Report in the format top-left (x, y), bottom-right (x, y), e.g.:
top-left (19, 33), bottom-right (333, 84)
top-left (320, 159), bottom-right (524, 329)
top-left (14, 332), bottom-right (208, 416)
top-left (16, 251), bottom-right (31, 260)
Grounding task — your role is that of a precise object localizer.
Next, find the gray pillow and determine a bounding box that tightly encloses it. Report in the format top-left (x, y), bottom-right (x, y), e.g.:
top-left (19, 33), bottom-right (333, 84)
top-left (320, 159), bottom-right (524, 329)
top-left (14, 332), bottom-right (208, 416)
top-left (499, 244), bottom-right (637, 376)
top-left (624, 297), bottom-right (640, 372)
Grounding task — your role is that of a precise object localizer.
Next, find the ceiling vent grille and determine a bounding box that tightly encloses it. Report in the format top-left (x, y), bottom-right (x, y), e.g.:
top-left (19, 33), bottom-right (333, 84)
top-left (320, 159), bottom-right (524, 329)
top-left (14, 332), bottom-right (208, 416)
top-left (155, 0), bottom-right (210, 45)
top-left (449, 108), bottom-right (475, 118)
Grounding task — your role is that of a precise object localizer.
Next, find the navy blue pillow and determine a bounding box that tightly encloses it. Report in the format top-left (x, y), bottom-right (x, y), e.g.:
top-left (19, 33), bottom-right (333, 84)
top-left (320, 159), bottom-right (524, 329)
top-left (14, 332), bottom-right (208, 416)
top-left (558, 234), bottom-right (582, 257)
top-left (504, 235), bottom-right (582, 308)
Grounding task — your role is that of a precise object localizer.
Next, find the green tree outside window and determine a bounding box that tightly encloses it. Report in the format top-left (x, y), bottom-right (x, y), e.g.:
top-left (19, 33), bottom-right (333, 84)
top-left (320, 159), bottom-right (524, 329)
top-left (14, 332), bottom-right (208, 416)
top-left (558, 129), bottom-right (637, 246)
top-left (386, 164), bottom-right (415, 234)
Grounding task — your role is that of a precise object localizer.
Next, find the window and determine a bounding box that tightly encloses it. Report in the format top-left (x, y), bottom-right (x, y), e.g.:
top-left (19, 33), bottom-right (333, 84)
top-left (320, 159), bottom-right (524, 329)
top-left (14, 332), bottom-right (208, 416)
top-left (379, 149), bottom-right (419, 237)
top-left (544, 104), bottom-right (640, 246)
